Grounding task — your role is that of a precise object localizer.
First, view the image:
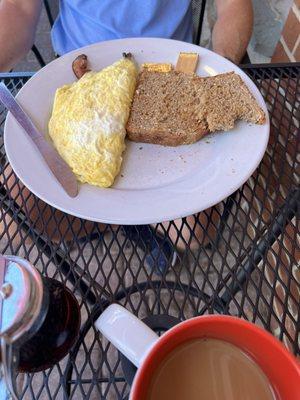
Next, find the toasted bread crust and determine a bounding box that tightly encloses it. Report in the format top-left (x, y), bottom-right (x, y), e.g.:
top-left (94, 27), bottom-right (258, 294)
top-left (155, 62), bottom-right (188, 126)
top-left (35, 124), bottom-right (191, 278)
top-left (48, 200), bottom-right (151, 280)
top-left (127, 127), bottom-right (209, 146)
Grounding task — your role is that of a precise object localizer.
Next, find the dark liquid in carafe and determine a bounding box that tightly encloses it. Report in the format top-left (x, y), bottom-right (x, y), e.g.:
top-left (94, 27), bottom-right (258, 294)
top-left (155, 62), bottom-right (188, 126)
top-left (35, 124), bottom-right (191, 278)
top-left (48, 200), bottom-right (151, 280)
top-left (18, 278), bottom-right (80, 373)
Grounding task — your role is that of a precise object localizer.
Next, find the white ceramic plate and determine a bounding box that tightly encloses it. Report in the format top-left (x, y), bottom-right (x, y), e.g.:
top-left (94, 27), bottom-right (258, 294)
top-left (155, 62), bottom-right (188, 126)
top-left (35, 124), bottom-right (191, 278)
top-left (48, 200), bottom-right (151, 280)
top-left (4, 38), bottom-right (269, 224)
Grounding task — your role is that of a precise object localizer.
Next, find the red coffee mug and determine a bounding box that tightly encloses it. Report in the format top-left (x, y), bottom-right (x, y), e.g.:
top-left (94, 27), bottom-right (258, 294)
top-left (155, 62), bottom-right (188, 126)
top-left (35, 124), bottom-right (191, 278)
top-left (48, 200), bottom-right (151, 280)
top-left (96, 304), bottom-right (300, 399)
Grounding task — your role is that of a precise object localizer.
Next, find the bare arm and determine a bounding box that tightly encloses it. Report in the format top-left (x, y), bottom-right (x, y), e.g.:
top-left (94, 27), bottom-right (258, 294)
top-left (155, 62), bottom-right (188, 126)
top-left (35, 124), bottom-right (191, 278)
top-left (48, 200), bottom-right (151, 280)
top-left (0, 0), bottom-right (42, 71)
top-left (213, 0), bottom-right (253, 64)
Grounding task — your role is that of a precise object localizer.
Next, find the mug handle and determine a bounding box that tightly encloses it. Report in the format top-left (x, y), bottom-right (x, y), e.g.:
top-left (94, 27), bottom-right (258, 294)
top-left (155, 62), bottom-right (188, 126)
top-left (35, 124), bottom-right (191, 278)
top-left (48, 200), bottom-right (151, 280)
top-left (95, 304), bottom-right (159, 367)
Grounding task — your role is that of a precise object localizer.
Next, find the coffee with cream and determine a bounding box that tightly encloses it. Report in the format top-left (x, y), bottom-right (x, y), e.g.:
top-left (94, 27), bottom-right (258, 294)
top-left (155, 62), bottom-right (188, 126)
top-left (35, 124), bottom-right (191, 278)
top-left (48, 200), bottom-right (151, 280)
top-left (147, 339), bottom-right (276, 400)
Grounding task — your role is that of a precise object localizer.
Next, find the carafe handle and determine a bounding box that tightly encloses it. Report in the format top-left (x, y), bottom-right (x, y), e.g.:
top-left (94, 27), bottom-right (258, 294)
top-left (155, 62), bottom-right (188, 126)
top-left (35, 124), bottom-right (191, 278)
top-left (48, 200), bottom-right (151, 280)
top-left (1, 339), bottom-right (19, 400)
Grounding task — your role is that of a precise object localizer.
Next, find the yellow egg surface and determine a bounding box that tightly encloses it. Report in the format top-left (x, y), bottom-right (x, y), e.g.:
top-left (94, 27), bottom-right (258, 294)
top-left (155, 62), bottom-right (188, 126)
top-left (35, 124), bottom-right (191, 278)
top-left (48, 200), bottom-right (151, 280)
top-left (48, 57), bottom-right (137, 187)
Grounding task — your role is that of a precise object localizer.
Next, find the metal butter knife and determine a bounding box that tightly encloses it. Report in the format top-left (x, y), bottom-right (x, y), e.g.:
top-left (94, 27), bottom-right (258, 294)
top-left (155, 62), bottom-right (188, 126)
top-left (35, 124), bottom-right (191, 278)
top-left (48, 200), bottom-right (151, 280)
top-left (0, 82), bottom-right (78, 198)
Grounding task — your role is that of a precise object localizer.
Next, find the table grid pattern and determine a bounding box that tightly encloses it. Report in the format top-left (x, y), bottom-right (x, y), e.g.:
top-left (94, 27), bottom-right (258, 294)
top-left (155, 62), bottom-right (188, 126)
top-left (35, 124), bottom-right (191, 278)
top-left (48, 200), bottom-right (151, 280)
top-left (0, 64), bottom-right (299, 399)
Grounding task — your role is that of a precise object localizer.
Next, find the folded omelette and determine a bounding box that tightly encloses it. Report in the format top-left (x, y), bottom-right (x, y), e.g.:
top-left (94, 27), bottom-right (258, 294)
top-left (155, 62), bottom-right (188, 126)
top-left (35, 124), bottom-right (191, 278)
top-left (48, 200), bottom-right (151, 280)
top-left (48, 57), bottom-right (137, 187)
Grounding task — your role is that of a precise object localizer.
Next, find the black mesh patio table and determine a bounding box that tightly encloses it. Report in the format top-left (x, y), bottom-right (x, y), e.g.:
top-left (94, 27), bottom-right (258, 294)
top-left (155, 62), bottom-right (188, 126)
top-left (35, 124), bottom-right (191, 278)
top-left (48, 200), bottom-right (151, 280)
top-left (0, 64), bottom-right (299, 399)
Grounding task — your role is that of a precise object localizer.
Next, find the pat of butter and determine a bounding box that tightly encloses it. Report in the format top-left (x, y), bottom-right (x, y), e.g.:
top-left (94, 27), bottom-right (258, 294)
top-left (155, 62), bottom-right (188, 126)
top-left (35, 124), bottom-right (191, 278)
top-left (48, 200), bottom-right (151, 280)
top-left (141, 63), bottom-right (173, 73)
top-left (175, 52), bottom-right (199, 74)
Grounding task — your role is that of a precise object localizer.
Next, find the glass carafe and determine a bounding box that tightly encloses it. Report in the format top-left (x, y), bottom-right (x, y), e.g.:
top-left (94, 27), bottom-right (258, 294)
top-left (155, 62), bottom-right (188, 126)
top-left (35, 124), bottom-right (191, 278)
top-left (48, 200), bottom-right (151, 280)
top-left (0, 255), bottom-right (81, 399)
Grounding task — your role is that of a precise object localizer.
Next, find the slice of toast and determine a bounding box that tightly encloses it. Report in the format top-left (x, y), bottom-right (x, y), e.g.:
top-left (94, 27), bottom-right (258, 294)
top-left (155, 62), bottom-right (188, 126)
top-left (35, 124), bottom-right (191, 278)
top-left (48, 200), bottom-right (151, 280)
top-left (126, 70), bottom-right (209, 146)
top-left (196, 72), bottom-right (265, 132)
top-left (126, 70), bottom-right (265, 146)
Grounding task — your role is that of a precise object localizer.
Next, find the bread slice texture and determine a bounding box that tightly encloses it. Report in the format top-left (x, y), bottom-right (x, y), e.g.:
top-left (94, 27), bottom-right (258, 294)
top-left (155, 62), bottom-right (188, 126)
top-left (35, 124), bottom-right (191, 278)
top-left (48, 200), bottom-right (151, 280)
top-left (196, 72), bottom-right (266, 132)
top-left (126, 70), bottom-right (209, 146)
top-left (126, 70), bottom-right (265, 146)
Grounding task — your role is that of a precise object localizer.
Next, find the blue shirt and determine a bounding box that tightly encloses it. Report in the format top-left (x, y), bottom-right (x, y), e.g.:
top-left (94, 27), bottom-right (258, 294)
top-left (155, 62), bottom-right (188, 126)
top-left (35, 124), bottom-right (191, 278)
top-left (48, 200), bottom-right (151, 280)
top-left (51, 0), bottom-right (193, 55)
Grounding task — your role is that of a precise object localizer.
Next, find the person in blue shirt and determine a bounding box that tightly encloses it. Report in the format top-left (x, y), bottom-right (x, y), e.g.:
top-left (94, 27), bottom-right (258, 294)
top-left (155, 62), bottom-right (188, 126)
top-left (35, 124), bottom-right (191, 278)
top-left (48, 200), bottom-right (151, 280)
top-left (51, 1), bottom-right (194, 55)
top-left (0, 1), bottom-right (253, 69)
top-left (0, 0), bottom-right (253, 269)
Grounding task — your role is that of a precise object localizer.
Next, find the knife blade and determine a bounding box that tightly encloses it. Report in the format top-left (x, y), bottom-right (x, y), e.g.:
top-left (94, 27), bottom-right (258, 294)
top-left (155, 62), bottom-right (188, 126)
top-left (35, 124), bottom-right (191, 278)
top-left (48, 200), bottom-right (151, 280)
top-left (0, 82), bottom-right (78, 198)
